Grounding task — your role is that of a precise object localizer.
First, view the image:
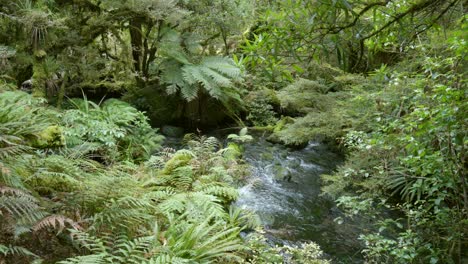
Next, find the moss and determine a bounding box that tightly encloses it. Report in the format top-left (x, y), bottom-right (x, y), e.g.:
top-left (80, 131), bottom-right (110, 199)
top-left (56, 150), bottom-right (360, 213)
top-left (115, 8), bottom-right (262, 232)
top-left (330, 74), bottom-right (367, 92)
top-left (278, 79), bottom-right (333, 115)
top-left (304, 61), bottom-right (343, 82)
top-left (245, 88), bottom-right (281, 107)
top-left (267, 116), bottom-right (296, 146)
top-left (273, 116), bottom-right (295, 133)
top-left (32, 125), bottom-right (65, 148)
top-left (251, 125), bottom-right (275, 132)
top-left (32, 60), bottom-right (46, 97)
top-left (33, 49), bottom-right (47, 59)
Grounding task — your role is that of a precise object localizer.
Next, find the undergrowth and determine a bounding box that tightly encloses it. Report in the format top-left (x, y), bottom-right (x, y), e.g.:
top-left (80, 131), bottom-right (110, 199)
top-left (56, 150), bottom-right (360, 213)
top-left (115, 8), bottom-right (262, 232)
top-left (0, 90), bottom-right (329, 263)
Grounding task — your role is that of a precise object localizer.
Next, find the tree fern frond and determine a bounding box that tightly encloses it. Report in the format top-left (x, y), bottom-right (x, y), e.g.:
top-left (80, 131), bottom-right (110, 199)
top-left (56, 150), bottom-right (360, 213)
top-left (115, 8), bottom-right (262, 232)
top-left (179, 79), bottom-right (199, 101)
top-left (161, 60), bottom-right (184, 86)
top-left (159, 192), bottom-right (225, 220)
top-left (110, 235), bottom-right (153, 263)
top-left (92, 197), bottom-right (156, 231)
top-left (199, 66), bottom-right (232, 87)
top-left (0, 195), bottom-right (43, 223)
top-left (201, 57), bottom-right (242, 80)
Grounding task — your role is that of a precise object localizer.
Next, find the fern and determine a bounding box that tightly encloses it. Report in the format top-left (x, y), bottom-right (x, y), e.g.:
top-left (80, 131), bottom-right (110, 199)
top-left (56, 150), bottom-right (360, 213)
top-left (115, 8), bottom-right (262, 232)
top-left (0, 243), bottom-right (39, 258)
top-left (33, 214), bottom-right (82, 234)
top-left (57, 254), bottom-right (107, 264)
top-left (159, 192), bottom-right (225, 220)
top-left (157, 214), bottom-right (244, 263)
top-left (195, 184), bottom-right (239, 202)
top-left (159, 32), bottom-right (243, 104)
top-left (0, 186), bottom-right (44, 223)
top-left (0, 91), bottom-right (52, 159)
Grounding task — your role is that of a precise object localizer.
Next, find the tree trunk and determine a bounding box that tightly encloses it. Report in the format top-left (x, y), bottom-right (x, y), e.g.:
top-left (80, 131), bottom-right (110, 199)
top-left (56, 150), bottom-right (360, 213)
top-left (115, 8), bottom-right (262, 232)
top-left (129, 18), bottom-right (143, 74)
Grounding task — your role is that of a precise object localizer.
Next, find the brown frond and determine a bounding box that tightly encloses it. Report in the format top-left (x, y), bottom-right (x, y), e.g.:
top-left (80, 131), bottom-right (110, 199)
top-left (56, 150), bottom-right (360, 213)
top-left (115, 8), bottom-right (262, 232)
top-left (33, 215), bottom-right (82, 234)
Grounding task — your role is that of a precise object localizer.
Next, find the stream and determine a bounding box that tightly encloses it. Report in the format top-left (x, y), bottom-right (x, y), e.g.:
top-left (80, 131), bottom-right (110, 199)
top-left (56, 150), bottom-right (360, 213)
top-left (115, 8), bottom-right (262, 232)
top-left (236, 136), bottom-right (362, 263)
top-left (165, 132), bottom-right (363, 262)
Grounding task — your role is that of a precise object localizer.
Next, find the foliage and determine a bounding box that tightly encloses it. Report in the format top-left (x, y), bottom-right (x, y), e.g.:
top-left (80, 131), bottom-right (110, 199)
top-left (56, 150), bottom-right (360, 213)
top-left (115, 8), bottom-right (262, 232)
top-left (1, 0), bottom-right (467, 263)
top-left (321, 30), bottom-right (467, 263)
top-left (62, 96), bottom-right (163, 162)
top-left (241, 230), bottom-right (330, 264)
top-left (0, 92), bottom-right (274, 263)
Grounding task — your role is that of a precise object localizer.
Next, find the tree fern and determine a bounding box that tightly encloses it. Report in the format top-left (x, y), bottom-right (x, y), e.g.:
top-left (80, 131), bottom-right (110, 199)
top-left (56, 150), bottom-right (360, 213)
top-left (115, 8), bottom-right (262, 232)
top-left (159, 31), bottom-right (243, 104)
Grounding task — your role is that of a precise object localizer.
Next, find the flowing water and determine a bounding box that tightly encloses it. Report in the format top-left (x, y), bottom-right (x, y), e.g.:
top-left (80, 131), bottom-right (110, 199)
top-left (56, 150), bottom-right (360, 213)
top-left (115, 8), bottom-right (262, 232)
top-left (236, 136), bottom-right (362, 262)
top-left (165, 132), bottom-right (363, 262)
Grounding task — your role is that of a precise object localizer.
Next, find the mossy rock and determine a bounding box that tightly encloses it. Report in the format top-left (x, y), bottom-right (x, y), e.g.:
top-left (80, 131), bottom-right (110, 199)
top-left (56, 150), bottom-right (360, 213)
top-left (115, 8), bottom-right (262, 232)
top-left (267, 116), bottom-right (298, 146)
top-left (273, 111), bottom-right (349, 147)
top-left (244, 88), bottom-right (281, 108)
top-left (304, 61), bottom-right (343, 82)
top-left (278, 79), bottom-right (333, 115)
top-left (273, 116), bottom-right (295, 133)
top-left (273, 164), bottom-right (288, 181)
top-left (330, 74), bottom-right (367, 92)
top-left (32, 125), bottom-right (65, 148)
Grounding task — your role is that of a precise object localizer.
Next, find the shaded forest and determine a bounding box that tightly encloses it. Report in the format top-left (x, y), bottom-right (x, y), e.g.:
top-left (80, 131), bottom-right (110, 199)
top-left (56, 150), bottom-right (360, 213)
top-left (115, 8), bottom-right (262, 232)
top-left (0, 0), bottom-right (466, 263)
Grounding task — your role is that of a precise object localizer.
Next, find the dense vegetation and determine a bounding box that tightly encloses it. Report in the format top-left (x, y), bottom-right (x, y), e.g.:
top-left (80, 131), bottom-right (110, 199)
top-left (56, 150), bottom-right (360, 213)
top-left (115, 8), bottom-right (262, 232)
top-left (1, 0), bottom-right (466, 263)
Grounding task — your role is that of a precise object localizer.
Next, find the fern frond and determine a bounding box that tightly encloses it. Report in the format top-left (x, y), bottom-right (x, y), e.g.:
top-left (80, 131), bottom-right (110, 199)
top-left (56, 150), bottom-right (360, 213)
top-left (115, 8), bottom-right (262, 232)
top-left (109, 235), bottom-right (153, 263)
top-left (0, 243), bottom-right (39, 258)
top-left (57, 254), bottom-right (107, 264)
top-left (146, 255), bottom-right (190, 264)
top-left (0, 186), bottom-right (43, 223)
top-left (179, 81), bottom-right (199, 101)
top-left (33, 214), bottom-right (82, 234)
top-left (161, 213), bottom-right (244, 263)
top-left (69, 230), bottom-right (108, 253)
top-left (92, 197), bottom-right (156, 231)
top-left (201, 56), bottom-right (242, 80)
top-left (196, 185), bottom-right (238, 202)
top-left (159, 192), bottom-right (225, 220)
